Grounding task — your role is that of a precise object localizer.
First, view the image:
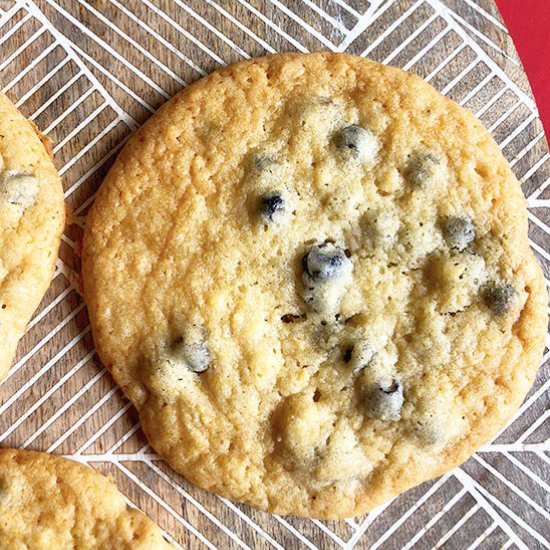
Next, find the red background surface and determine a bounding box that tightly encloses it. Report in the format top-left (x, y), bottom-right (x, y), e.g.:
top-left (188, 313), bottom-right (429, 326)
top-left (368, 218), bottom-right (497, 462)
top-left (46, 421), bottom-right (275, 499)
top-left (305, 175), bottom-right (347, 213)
top-left (496, 0), bottom-right (550, 139)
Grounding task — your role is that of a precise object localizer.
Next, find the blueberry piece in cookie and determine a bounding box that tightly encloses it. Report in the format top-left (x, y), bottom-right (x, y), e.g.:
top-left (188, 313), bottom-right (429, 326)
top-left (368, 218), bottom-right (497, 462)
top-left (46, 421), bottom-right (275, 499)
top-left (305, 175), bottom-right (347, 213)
top-left (344, 340), bottom-right (374, 373)
top-left (342, 346), bottom-right (353, 362)
top-left (443, 216), bottom-right (475, 251)
top-left (0, 171), bottom-right (39, 207)
top-left (0, 171), bottom-right (39, 225)
top-left (482, 282), bottom-right (515, 315)
top-left (405, 152), bottom-right (440, 187)
top-left (334, 124), bottom-right (378, 163)
top-left (303, 242), bottom-right (350, 281)
top-left (143, 329), bottom-right (210, 401)
top-left (260, 192), bottom-right (286, 224)
top-left (365, 380), bottom-right (404, 422)
top-left (301, 242), bottom-right (353, 315)
top-left (172, 340), bottom-right (209, 373)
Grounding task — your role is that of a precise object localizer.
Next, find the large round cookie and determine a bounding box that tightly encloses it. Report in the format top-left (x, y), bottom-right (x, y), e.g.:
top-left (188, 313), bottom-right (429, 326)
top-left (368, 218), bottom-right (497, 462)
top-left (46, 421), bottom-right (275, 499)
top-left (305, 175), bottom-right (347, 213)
top-left (0, 449), bottom-right (172, 548)
top-left (82, 53), bottom-right (547, 518)
top-left (0, 93), bottom-right (65, 382)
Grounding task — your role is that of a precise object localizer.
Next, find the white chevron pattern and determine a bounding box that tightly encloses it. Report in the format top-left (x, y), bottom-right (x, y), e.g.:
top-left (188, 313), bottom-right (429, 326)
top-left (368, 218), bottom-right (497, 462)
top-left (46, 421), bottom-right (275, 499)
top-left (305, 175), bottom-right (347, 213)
top-left (0, 0), bottom-right (548, 548)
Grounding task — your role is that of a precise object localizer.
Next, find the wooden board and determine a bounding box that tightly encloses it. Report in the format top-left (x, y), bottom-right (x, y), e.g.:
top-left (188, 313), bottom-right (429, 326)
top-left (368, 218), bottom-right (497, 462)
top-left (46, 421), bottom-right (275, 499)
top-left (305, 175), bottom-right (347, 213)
top-left (0, 1), bottom-right (548, 548)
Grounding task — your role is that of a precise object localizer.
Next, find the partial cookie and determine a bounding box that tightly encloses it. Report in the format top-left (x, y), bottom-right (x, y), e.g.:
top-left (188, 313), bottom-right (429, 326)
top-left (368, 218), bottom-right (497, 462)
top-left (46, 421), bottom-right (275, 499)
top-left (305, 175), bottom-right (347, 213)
top-left (82, 53), bottom-right (547, 518)
top-left (0, 449), bottom-right (172, 549)
top-left (0, 93), bottom-right (65, 382)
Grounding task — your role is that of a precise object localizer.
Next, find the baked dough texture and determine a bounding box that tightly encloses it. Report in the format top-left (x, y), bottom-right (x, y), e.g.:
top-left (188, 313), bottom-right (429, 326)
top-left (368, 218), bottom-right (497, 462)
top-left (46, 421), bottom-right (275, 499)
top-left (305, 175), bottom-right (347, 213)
top-left (0, 449), bottom-right (173, 549)
top-left (0, 93), bottom-right (65, 382)
top-left (82, 53), bottom-right (547, 518)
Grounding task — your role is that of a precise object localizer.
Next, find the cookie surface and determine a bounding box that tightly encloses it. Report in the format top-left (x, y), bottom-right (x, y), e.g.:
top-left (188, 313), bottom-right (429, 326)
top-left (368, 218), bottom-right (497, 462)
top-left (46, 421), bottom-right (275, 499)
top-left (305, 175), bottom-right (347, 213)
top-left (82, 53), bottom-right (547, 518)
top-left (0, 93), bottom-right (65, 382)
top-left (0, 449), bottom-right (172, 549)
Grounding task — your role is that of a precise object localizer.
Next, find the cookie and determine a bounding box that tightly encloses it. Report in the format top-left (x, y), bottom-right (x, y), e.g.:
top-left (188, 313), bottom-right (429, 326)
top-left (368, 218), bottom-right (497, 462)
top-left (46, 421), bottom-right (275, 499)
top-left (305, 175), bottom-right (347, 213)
top-left (0, 449), bottom-right (172, 549)
top-left (82, 53), bottom-right (547, 518)
top-left (0, 93), bottom-right (65, 383)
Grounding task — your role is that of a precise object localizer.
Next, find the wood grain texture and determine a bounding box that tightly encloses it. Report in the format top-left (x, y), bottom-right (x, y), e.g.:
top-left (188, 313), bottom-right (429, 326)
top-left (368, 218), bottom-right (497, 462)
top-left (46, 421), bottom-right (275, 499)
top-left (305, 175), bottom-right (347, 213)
top-left (0, 1), bottom-right (548, 549)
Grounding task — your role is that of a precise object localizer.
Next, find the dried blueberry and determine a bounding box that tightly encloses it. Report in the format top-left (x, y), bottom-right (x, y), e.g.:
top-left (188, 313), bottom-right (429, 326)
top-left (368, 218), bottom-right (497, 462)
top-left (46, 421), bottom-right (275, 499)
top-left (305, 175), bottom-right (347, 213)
top-left (365, 380), bottom-right (404, 421)
top-left (345, 340), bottom-right (374, 373)
top-left (0, 171), bottom-right (39, 208)
top-left (335, 125), bottom-right (378, 161)
top-left (172, 339), bottom-right (210, 373)
top-left (482, 282), bottom-right (515, 315)
top-left (405, 152), bottom-right (440, 187)
top-left (261, 192), bottom-right (285, 223)
top-left (443, 216), bottom-right (475, 251)
top-left (301, 242), bottom-right (353, 313)
top-left (342, 347), bottom-right (353, 363)
top-left (303, 243), bottom-right (351, 282)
